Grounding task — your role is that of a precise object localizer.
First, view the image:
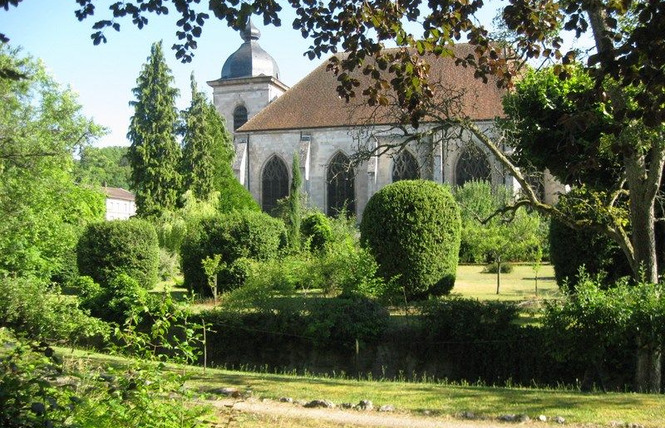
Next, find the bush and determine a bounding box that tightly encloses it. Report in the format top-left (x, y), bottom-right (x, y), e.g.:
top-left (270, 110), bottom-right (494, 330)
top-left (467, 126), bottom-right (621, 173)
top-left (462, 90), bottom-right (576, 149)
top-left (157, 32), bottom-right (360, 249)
top-left (421, 298), bottom-right (520, 342)
top-left (181, 211), bottom-right (287, 295)
top-left (482, 262), bottom-right (514, 274)
top-left (81, 273), bottom-right (150, 323)
top-left (306, 294), bottom-right (390, 349)
top-left (77, 219), bottom-right (159, 289)
top-left (0, 276), bottom-right (108, 344)
top-left (543, 276), bottom-right (665, 390)
top-left (301, 211), bottom-right (333, 252)
top-left (360, 180), bottom-right (461, 299)
top-left (217, 176), bottom-right (261, 213)
top-left (549, 218), bottom-right (631, 289)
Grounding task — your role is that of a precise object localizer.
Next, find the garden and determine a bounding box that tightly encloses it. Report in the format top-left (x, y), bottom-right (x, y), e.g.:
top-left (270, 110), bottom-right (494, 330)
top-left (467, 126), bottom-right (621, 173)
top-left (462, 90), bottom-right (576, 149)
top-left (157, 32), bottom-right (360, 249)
top-left (4, 0), bottom-right (665, 423)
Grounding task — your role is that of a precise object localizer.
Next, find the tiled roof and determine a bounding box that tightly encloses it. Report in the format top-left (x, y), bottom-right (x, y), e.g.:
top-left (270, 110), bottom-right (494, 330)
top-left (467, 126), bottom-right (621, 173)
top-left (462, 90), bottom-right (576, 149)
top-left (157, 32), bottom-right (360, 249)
top-left (103, 187), bottom-right (135, 201)
top-left (238, 44), bottom-right (506, 133)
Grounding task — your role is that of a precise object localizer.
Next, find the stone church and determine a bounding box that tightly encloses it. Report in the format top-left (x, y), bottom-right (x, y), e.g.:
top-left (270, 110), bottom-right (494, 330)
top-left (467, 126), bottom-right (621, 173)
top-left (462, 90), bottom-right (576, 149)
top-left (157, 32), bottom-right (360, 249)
top-left (208, 22), bottom-right (556, 218)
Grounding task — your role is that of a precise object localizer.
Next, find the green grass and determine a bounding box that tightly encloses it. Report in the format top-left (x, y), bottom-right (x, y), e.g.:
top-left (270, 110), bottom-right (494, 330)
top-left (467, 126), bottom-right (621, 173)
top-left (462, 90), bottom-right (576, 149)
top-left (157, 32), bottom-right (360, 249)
top-left (452, 263), bottom-right (560, 301)
top-left (61, 347), bottom-right (665, 428)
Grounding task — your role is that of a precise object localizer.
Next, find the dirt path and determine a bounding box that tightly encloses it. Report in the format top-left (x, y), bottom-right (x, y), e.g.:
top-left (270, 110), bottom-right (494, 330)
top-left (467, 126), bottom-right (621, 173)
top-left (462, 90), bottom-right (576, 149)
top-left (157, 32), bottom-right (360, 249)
top-left (207, 398), bottom-right (565, 428)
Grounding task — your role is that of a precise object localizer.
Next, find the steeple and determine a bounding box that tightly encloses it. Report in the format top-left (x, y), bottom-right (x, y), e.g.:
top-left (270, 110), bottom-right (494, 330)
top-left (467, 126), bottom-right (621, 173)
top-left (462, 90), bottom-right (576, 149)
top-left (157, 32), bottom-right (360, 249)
top-left (221, 18), bottom-right (280, 80)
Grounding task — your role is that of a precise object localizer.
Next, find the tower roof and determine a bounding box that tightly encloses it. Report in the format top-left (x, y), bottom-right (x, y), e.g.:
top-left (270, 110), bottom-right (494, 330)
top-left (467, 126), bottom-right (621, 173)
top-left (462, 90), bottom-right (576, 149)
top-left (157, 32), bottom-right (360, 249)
top-left (221, 19), bottom-right (280, 80)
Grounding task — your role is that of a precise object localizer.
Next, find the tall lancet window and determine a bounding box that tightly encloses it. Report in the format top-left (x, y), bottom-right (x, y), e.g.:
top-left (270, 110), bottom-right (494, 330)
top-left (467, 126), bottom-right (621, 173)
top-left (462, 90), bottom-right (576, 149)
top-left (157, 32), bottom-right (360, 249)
top-left (455, 146), bottom-right (491, 186)
top-left (261, 155), bottom-right (289, 214)
top-left (233, 105), bottom-right (248, 131)
top-left (327, 152), bottom-right (355, 216)
top-left (392, 150), bottom-right (420, 182)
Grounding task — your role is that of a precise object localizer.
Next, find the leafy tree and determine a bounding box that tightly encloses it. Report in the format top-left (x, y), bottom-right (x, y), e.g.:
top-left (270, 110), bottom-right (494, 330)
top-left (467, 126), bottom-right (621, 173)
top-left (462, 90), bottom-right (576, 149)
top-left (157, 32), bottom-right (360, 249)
top-left (455, 181), bottom-right (546, 294)
top-left (0, 44), bottom-right (105, 280)
top-left (181, 73), bottom-right (234, 200)
top-left (74, 145), bottom-right (131, 189)
top-left (127, 41), bottom-right (181, 217)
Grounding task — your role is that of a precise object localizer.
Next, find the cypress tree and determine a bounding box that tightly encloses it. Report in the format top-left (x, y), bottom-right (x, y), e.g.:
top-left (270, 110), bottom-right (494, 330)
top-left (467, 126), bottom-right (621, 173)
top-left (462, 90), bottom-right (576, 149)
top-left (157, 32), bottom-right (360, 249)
top-left (286, 153), bottom-right (302, 250)
top-left (127, 41), bottom-right (181, 217)
top-left (181, 73), bottom-right (234, 200)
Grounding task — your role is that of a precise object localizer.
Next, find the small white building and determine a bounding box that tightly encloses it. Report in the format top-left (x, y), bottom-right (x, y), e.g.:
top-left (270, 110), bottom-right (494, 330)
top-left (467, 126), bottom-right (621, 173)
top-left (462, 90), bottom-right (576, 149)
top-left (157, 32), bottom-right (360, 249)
top-left (103, 187), bottom-right (136, 220)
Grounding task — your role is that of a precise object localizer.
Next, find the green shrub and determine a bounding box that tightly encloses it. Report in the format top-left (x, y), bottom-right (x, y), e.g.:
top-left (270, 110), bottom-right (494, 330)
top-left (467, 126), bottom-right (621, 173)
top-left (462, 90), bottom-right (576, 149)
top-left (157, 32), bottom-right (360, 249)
top-left (217, 176), bottom-right (260, 213)
top-left (301, 211), bottom-right (334, 252)
top-left (77, 219), bottom-right (159, 289)
top-left (543, 276), bottom-right (665, 390)
top-left (158, 248), bottom-right (180, 281)
top-left (0, 276), bottom-right (108, 344)
top-left (81, 273), bottom-right (150, 323)
top-left (181, 211), bottom-right (287, 295)
top-left (482, 262), bottom-right (514, 274)
top-left (454, 181), bottom-right (548, 264)
top-left (421, 298), bottom-right (520, 342)
top-left (218, 256), bottom-right (254, 292)
top-left (549, 218), bottom-right (631, 289)
top-left (360, 180), bottom-right (461, 299)
top-left (306, 294), bottom-right (390, 349)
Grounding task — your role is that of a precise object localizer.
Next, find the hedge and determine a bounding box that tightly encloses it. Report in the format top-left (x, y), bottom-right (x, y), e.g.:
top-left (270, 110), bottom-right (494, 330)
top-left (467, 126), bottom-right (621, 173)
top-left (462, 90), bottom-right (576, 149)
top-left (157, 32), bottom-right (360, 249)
top-left (360, 180), bottom-right (461, 299)
top-left (76, 219), bottom-right (159, 289)
top-left (181, 210), bottom-right (287, 295)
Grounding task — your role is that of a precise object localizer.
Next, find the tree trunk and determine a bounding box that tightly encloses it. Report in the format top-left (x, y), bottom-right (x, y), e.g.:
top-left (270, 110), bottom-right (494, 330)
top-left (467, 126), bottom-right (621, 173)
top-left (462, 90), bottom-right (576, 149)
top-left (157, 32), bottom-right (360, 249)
top-left (636, 337), bottom-right (662, 393)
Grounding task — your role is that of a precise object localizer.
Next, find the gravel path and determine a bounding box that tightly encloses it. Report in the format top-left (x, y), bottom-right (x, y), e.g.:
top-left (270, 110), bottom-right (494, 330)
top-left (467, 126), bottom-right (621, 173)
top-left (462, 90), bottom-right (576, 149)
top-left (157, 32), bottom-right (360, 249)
top-left (208, 398), bottom-right (561, 428)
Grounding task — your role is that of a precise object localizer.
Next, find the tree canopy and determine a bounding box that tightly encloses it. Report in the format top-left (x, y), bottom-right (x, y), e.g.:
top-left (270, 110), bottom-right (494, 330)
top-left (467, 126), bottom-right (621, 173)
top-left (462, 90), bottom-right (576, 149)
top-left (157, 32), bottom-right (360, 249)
top-left (0, 43), bottom-right (105, 279)
top-left (75, 145), bottom-right (132, 189)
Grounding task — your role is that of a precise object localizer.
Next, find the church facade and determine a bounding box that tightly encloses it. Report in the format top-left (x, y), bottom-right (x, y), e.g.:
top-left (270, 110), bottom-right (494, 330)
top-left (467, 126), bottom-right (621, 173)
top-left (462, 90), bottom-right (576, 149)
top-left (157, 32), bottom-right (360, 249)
top-left (208, 23), bottom-right (555, 218)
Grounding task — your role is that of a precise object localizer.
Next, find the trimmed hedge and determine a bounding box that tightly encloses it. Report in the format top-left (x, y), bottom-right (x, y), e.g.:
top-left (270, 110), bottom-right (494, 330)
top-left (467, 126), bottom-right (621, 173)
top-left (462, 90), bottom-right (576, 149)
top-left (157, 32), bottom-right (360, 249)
top-left (360, 180), bottom-right (461, 299)
top-left (549, 218), bottom-right (631, 289)
top-left (181, 210), bottom-right (287, 295)
top-left (76, 219), bottom-right (159, 289)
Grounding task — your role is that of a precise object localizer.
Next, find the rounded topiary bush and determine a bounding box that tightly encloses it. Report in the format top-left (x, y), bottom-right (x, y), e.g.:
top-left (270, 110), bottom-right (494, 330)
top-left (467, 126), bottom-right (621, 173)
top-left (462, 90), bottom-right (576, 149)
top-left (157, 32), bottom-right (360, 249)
top-left (549, 218), bottom-right (632, 289)
top-left (181, 210), bottom-right (287, 295)
top-left (77, 219), bottom-right (159, 289)
top-left (360, 180), bottom-right (461, 299)
top-left (301, 211), bottom-right (333, 252)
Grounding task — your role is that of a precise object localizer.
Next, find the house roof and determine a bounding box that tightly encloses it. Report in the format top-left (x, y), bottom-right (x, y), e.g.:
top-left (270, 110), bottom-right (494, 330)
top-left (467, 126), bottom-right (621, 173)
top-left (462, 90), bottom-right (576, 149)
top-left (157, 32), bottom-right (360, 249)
top-left (237, 44), bottom-right (506, 133)
top-left (103, 187), bottom-right (135, 201)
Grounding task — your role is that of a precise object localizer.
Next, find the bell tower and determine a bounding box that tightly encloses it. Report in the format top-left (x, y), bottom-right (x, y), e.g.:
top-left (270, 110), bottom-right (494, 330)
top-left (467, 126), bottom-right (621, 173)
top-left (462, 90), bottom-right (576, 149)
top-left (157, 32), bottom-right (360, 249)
top-left (207, 19), bottom-right (288, 135)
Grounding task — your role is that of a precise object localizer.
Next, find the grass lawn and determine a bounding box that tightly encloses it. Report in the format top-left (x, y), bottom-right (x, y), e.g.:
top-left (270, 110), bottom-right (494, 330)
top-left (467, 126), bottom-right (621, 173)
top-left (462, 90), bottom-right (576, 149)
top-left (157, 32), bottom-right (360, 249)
top-left (452, 263), bottom-right (559, 301)
top-left (61, 348), bottom-right (665, 428)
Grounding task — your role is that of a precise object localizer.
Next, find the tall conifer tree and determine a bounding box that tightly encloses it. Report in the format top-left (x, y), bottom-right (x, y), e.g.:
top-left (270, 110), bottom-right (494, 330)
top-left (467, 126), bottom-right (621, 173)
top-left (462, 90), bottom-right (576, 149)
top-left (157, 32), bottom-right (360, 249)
top-left (180, 73), bottom-right (233, 200)
top-left (286, 153), bottom-right (302, 250)
top-left (127, 41), bottom-right (181, 217)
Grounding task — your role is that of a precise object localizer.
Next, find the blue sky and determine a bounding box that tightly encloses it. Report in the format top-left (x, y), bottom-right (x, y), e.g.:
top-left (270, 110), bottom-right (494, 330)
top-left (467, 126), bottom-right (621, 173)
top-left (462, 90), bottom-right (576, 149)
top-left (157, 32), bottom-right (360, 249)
top-left (0, 2), bottom-right (323, 147)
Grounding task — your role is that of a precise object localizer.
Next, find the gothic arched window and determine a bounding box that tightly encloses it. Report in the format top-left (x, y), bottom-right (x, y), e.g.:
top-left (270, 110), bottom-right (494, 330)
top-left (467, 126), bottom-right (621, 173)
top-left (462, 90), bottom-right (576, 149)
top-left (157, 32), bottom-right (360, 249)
top-left (327, 152), bottom-right (355, 216)
top-left (392, 150), bottom-right (419, 182)
top-left (261, 155), bottom-right (288, 214)
top-left (455, 146), bottom-right (492, 186)
top-left (233, 105), bottom-right (248, 131)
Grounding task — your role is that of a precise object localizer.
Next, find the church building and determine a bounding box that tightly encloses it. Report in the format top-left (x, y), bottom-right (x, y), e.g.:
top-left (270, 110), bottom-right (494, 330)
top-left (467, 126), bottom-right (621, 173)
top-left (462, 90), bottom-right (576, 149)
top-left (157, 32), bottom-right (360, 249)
top-left (208, 22), bottom-right (553, 218)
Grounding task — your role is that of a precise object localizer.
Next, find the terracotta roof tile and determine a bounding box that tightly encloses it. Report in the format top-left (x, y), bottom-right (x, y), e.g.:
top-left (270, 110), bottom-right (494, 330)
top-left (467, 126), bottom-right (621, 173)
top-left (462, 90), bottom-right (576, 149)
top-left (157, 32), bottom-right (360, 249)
top-left (103, 187), bottom-right (135, 201)
top-left (238, 44), bottom-right (505, 133)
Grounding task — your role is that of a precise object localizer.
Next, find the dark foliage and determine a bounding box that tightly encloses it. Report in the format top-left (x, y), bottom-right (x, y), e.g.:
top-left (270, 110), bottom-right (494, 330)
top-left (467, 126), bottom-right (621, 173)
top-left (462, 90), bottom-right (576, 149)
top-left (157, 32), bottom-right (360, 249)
top-left (549, 218), bottom-right (631, 289)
